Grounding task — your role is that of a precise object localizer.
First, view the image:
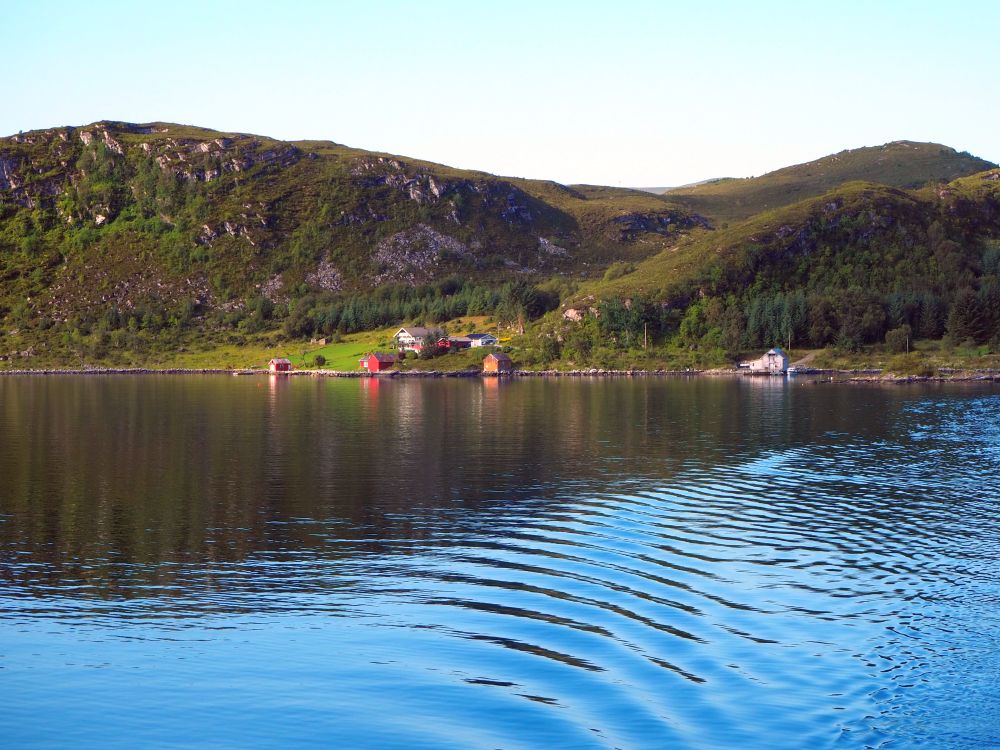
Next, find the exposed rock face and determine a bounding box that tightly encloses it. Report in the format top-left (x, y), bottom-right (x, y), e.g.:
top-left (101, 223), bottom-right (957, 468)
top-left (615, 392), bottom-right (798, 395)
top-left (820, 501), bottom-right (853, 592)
top-left (538, 237), bottom-right (568, 257)
top-left (42, 261), bottom-right (211, 323)
top-left (351, 156), bottom-right (536, 225)
top-left (151, 137), bottom-right (300, 183)
top-left (196, 205), bottom-right (268, 247)
top-left (337, 204), bottom-right (388, 225)
top-left (260, 274), bottom-right (285, 302)
top-left (609, 211), bottom-right (710, 241)
top-left (374, 224), bottom-right (469, 285)
top-left (0, 157), bottom-right (20, 190)
top-left (305, 256), bottom-right (343, 292)
top-left (78, 128), bottom-right (124, 155)
top-left (352, 157), bottom-right (453, 206)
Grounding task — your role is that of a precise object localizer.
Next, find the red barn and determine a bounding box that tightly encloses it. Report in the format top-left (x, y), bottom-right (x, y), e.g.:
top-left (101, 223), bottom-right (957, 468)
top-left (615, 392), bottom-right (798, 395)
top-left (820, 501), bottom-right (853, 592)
top-left (360, 352), bottom-right (397, 372)
top-left (268, 358), bottom-right (292, 373)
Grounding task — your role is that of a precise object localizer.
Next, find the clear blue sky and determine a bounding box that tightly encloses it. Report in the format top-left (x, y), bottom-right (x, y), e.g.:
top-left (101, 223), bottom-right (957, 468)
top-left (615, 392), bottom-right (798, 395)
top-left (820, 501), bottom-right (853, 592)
top-left (5, 0), bottom-right (997, 186)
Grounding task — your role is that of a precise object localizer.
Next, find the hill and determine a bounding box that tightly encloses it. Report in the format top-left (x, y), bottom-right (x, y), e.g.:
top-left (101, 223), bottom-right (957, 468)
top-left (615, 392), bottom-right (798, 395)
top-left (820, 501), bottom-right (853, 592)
top-left (3, 122), bottom-right (999, 369)
top-left (547, 170), bottom-right (1000, 363)
top-left (0, 121), bottom-right (706, 362)
top-left (663, 141), bottom-right (996, 224)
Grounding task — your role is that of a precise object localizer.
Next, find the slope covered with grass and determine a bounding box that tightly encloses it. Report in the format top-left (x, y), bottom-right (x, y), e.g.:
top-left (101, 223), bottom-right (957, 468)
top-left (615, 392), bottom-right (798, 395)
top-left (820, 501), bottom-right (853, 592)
top-left (663, 141), bottom-right (995, 224)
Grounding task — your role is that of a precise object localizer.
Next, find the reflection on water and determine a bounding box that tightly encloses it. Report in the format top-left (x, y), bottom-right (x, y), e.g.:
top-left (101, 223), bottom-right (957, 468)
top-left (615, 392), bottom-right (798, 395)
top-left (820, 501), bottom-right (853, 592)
top-left (0, 376), bottom-right (998, 749)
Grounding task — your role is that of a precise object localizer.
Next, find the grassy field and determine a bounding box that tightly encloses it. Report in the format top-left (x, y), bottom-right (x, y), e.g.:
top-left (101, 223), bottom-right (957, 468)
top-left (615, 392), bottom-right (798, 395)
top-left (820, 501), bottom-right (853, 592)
top-left (290, 316), bottom-right (498, 370)
top-left (806, 340), bottom-right (1000, 374)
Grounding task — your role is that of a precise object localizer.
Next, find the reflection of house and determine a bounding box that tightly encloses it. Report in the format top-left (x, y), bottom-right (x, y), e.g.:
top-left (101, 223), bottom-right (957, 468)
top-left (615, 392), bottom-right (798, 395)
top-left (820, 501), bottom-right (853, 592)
top-left (360, 352), bottom-right (397, 372)
top-left (483, 352), bottom-right (513, 373)
top-left (394, 327), bottom-right (434, 352)
top-left (747, 347), bottom-right (789, 374)
top-left (268, 358), bottom-right (292, 373)
top-left (467, 333), bottom-right (498, 347)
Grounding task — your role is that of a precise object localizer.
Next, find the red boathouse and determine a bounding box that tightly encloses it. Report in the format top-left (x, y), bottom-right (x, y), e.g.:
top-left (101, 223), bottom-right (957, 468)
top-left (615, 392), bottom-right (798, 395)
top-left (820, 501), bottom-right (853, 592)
top-left (268, 358), bottom-right (292, 373)
top-left (360, 352), bottom-right (397, 372)
top-left (483, 352), bottom-right (513, 373)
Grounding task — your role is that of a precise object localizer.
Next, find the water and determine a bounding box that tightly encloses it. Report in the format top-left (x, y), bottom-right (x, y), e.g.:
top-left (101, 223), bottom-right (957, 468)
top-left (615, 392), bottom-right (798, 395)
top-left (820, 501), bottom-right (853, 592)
top-left (0, 376), bottom-right (997, 749)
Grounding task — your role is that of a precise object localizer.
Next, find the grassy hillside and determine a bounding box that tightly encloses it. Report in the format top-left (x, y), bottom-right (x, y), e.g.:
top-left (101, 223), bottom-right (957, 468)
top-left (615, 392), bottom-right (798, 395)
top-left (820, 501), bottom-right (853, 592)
top-left (0, 120), bottom-right (706, 364)
top-left (663, 141), bottom-right (996, 224)
top-left (545, 170), bottom-right (1000, 364)
top-left (3, 121), bottom-right (999, 371)
top-left (0, 121), bottom-right (703, 301)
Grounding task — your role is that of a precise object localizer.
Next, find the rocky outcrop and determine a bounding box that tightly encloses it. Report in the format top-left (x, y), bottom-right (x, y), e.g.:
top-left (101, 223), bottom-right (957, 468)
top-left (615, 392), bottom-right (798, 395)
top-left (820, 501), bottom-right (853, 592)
top-left (538, 236), bottom-right (568, 257)
top-left (0, 156), bottom-right (21, 190)
top-left (373, 224), bottom-right (470, 284)
top-left (78, 128), bottom-right (125, 155)
top-left (260, 274), bottom-right (285, 302)
top-left (305, 256), bottom-right (343, 292)
top-left (351, 156), bottom-right (536, 225)
top-left (609, 211), bottom-right (710, 241)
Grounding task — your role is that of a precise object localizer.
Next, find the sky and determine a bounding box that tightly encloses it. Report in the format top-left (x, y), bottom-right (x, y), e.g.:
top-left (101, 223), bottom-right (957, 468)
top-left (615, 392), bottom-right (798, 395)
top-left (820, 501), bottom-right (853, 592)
top-left (4, 0), bottom-right (998, 186)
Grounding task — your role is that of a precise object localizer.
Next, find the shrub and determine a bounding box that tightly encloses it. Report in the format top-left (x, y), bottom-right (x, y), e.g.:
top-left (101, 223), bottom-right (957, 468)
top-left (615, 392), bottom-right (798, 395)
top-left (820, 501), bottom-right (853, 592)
top-left (884, 324), bottom-right (912, 353)
top-left (603, 261), bottom-right (636, 282)
top-left (887, 354), bottom-right (936, 377)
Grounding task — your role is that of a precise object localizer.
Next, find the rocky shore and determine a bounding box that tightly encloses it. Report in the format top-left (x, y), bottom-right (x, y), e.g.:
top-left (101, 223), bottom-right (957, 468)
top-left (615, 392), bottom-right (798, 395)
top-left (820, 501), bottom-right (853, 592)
top-left (2, 367), bottom-right (1000, 383)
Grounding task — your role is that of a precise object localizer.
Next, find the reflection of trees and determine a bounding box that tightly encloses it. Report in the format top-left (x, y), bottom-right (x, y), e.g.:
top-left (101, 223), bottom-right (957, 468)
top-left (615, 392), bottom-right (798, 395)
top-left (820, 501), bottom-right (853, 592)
top-left (0, 376), bottom-right (919, 599)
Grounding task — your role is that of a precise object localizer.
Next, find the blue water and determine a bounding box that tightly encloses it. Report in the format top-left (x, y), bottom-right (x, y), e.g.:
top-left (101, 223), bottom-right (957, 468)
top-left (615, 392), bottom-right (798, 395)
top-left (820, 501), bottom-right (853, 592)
top-left (0, 376), bottom-right (998, 748)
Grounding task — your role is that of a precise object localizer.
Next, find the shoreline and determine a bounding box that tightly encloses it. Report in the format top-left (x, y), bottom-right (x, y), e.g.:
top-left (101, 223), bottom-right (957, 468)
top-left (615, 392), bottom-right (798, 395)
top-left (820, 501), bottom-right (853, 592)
top-left (1, 366), bottom-right (999, 383)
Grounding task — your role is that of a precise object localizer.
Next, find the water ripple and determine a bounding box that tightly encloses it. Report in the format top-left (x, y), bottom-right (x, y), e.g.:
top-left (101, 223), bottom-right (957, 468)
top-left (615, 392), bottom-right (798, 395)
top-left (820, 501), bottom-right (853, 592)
top-left (1, 379), bottom-right (998, 748)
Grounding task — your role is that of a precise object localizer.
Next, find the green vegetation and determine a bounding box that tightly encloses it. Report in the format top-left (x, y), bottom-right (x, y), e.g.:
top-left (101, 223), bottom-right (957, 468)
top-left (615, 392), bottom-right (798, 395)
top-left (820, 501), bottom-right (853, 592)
top-left (2, 122), bottom-right (999, 374)
top-left (664, 141), bottom-right (996, 224)
top-left (563, 179), bottom-right (1000, 365)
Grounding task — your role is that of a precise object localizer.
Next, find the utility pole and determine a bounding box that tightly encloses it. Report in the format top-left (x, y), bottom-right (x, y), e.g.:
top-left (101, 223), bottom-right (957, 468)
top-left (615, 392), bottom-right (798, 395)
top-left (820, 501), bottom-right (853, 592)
top-left (644, 323), bottom-right (648, 350)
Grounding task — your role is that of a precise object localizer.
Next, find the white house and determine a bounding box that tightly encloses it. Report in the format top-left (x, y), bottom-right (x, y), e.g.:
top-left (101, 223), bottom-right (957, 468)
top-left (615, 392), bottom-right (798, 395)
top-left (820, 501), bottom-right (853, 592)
top-left (748, 347), bottom-right (790, 374)
top-left (394, 327), bottom-right (434, 351)
top-left (466, 333), bottom-right (499, 347)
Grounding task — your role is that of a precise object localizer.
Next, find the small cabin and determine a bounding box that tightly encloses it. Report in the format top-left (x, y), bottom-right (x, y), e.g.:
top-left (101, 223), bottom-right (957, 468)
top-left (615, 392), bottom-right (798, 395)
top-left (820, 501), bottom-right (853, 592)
top-left (467, 333), bottom-right (499, 347)
top-left (360, 352), bottom-right (397, 373)
top-left (483, 352), bottom-right (513, 373)
top-left (268, 358), bottom-right (292, 373)
top-left (448, 336), bottom-right (473, 350)
top-left (748, 347), bottom-right (789, 374)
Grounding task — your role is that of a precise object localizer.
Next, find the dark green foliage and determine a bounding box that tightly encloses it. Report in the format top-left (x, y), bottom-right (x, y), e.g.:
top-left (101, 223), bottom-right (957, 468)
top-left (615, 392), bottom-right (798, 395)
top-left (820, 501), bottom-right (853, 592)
top-left (280, 277), bottom-right (556, 339)
top-left (885, 324), bottom-right (912, 353)
top-left (598, 298), bottom-right (666, 349)
top-left (947, 288), bottom-right (988, 344)
top-left (917, 293), bottom-right (947, 339)
top-left (589, 173), bottom-right (1000, 355)
top-left (978, 277), bottom-right (1000, 344)
top-left (744, 292), bottom-right (808, 349)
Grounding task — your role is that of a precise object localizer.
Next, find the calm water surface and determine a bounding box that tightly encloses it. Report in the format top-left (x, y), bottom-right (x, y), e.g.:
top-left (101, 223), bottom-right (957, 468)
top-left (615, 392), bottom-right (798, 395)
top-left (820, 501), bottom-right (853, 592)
top-left (0, 376), bottom-right (998, 749)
